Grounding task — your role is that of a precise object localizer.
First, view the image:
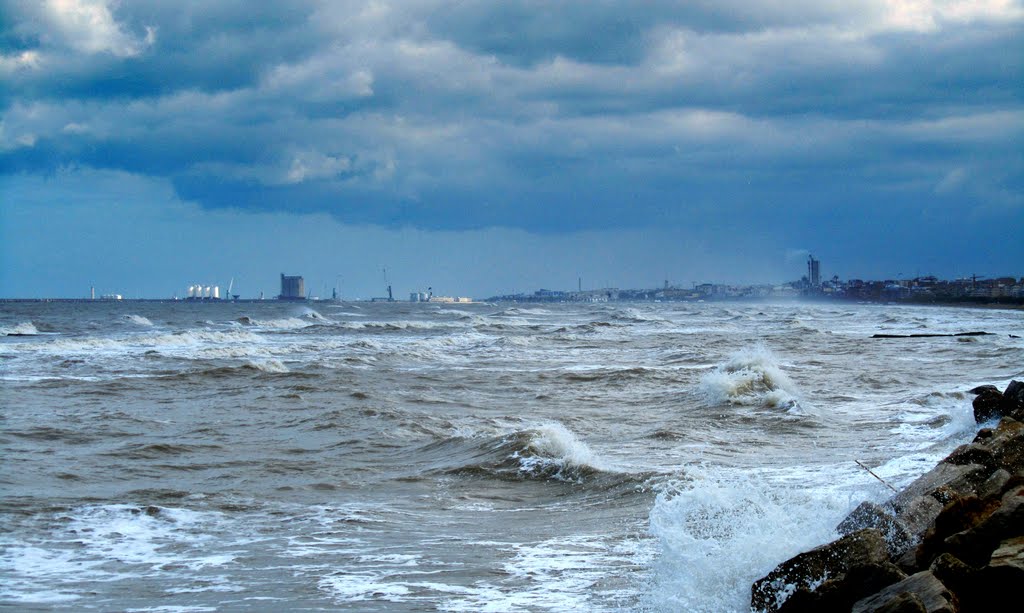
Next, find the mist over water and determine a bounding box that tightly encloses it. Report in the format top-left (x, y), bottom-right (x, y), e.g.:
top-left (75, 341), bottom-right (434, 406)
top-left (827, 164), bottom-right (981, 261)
top-left (1, 301), bottom-right (1021, 610)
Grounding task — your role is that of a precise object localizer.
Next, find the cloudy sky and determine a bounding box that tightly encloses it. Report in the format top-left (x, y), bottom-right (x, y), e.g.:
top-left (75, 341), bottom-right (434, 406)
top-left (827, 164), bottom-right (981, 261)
top-left (2, 0), bottom-right (1021, 299)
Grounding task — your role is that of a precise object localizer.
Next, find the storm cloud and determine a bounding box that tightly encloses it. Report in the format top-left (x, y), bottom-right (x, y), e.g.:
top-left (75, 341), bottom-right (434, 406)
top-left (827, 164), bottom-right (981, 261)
top-left (1, 1), bottom-right (1022, 297)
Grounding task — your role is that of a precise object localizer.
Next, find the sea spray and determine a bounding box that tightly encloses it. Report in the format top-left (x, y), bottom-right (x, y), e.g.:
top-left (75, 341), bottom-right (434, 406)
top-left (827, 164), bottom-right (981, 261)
top-left (646, 467), bottom-right (852, 612)
top-left (699, 345), bottom-right (806, 412)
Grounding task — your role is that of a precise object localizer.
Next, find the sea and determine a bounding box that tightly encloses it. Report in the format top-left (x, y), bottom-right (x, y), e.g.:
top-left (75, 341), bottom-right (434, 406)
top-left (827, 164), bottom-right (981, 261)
top-left (1, 300), bottom-right (1021, 611)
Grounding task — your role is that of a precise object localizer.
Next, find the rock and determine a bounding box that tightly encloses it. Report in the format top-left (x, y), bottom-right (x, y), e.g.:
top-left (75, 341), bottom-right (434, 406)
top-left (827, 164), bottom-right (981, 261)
top-left (969, 384), bottom-right (1000, 395)
top-left (977, 469), bottom-right (1010, 500)
top-left (984, 535), bottom-right (1024, 582)
top-left (916, 494), bottom-right (1000, 568)
top-left (867, 591), bottom-right (928, 613)
top-left (852, 571), bottom-right (957, 613)
top-left (895, 496), bottom-right (945, 543)
top-left (973, 427), bottom-right (994, 442)
top-left (1002, 381), bottom-right (1024, 417)
top-left (943, 443), bottom-right (995, 470)
top-left (967, 485), bottom-right (1024, 545)
top-left (775, 562), bottom-right (907, 613)
top-left (920, 486), bottom-right (1022, 568)
top-left (890, 463), bottom-right (988, 514)
top-left (986, 422), bottom-right (1024, 473)
top-left (838, 502), bottom-right (916, 558)
top-left (751, 528), bottom-right (890, 613)
top-left (974, 389), bottom-right (1005, 423)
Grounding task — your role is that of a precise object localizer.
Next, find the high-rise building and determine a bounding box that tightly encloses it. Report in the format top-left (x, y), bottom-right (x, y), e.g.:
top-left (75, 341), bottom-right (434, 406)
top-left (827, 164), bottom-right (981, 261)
top-left (279, 273), bottom-right (305, 300)
top-left (807, 255), bottom-right (821, 287)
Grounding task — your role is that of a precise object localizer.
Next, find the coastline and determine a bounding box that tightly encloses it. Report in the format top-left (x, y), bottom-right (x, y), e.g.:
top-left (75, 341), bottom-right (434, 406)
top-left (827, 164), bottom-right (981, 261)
top-left (750, 382), bottom-right (1024, 612)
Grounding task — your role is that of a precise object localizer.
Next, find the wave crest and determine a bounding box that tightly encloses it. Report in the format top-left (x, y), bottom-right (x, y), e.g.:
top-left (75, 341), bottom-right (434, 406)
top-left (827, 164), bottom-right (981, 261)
top-left (1, 322), bottom-right (40, 336)
top-left (699, 346), bottom-right (802, 410)
top-left (121, 314), bottom-right (153, 326)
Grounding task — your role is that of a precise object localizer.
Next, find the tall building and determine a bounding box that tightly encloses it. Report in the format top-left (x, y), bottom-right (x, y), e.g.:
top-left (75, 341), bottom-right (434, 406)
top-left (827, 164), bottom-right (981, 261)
top-left (807, 255), bottom-right (821, 287)
top-left (279, 273), bottom-right (305, 300)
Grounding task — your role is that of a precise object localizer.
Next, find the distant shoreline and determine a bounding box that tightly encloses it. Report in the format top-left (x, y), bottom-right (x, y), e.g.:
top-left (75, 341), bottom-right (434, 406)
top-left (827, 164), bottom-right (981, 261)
top-left (1, 296), bottom-right (1022, 310)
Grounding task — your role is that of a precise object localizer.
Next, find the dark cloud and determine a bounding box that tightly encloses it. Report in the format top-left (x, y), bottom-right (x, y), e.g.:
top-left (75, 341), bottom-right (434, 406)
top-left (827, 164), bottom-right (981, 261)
top-left (2, 0), bottom-right (1022, 244)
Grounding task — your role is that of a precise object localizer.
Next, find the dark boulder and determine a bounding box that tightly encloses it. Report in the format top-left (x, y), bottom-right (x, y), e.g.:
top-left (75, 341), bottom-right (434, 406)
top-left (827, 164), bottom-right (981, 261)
top-left (751, 528), bottom-right (889, 612)
top-left (851, 571), bottom-right (957, 613)
top-left (1002, 381), bottom-right (1024, 417)
top-left (974, 389), bottom-right (1005, 423)
top-left (838, 501), bottom-right (915, 558)
top-left (969, 384), bottom-right (1000, 395)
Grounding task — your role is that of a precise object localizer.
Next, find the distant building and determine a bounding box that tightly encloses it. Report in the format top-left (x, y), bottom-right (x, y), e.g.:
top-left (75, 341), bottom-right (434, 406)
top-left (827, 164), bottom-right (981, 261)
top-left (279, 273), bottom-right (306, 300)
top-left (807, 255), bottom-right (821, 287)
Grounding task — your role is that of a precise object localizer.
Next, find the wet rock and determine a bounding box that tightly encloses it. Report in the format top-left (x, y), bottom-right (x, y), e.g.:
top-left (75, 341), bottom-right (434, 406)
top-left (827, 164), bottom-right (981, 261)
top-left (943, 443), bottom-right (995, 470)
top-left (972, 427), bottom-right (994, 442)
top-left (838, 502), bottom-right (915, 558)
top-left (851, 571), bottom-right (956, 613)
top-left (984, 535), bottom-right (1024, 582)
top-left (751, 528), bottom-right (889, 613)
top-left (976, 469), bottom-right (1010, 501)
top-left (868, 591), bottom-right (927, 613)
top-left (1002, 381), bottom-right (1024, 417)
top-left (973, 389), bottom-right (1005, 423)
top-left (916, 494), bottom-right (999, 568)
top-left (890, 463), bottom-right (987, 514)
top-left (969, 384), bottom-right (1000, 396)
top-left (774, 562), bottom-right (907, 613)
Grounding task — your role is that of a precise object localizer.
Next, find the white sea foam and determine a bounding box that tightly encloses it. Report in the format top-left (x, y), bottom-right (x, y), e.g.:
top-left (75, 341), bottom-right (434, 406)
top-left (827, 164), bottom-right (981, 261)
top-left (244, 359), bottom-right (289, 373)
top-left (1, 321), bottom-right (39, 336)
top-left (238, 316), bottom-right (313, 329)
top-left (646, 467), bottom-right (852, 612)
top-left (699, 346), bottom-right (803, 411)
top-left (0, 505), bottom-right (241, 604)
top-left (512, 423), bottom-right (607, 481)
top-left (13, 328), bottom-right (265, 356)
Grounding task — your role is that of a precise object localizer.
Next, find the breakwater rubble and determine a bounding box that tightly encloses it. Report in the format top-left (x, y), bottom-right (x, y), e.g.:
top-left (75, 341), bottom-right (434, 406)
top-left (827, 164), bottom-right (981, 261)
top-left (751, 381), bottom-right (1024, 612)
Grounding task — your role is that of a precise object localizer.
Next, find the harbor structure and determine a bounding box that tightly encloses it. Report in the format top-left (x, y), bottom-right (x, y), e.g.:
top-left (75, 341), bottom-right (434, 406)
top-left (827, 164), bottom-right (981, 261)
top-left (279, 274), bottom-right (306, 301)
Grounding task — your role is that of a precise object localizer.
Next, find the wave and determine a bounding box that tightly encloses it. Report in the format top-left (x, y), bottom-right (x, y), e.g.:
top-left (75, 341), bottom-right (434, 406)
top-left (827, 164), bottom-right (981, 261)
top-left (646, 467), bottom-right (852, 612)
top-left (610, 307), bottom-right (671, 325)
top-left (1, 322), bottom-right (39, 336)
top-left (17, 328), bottom-right (265, 355)
top-left (698, 346), bottom-right (804, 411)
top-left (236, 315), bottom-right (313, 329)
top-left (424, 423), bottom-right (628, 484)
top-left (492, 307), bottom-right (550, 317)
top-left (121, 314), bottom-right (153, 326)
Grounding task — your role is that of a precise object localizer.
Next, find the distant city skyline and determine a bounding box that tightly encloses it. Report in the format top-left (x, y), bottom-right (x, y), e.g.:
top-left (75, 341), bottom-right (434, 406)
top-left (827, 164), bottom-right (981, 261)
top-left (2, 2), bottom-right (1021, 299)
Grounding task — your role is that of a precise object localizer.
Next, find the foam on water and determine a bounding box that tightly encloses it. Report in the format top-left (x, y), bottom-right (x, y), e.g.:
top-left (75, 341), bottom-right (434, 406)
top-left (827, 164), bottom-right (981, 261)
top-left (646, 467), bottom-right (852, 612)
top-left (123, 314), bottom-right (154, 326)
top-left (243, 358), bottom-right (290, 373)
top-left (236, 316), bottom-right (314, 329)
top-left (1, 321), bottom-right (39, 336)
top-left (511, 423), bottom-right (609, 482)
top-left (699, 346), bottom-right (805, 412)
top-left (0, 504), bottom-right (242, 604)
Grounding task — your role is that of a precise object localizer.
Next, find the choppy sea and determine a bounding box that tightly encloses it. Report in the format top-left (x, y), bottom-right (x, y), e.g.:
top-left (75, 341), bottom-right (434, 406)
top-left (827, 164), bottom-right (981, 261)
top-left (1, 300), bottom-right (1021, 611)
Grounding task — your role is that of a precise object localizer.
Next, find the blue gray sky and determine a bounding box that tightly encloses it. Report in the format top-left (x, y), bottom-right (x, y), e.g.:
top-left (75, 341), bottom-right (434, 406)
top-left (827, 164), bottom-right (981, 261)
top-left (2, 0), bottom-right (1022, 299)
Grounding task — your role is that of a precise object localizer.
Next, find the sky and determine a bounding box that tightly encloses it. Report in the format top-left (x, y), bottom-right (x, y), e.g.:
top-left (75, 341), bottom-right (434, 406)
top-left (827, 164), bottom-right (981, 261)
top-left (1, 0), bottom-right (1022, 299)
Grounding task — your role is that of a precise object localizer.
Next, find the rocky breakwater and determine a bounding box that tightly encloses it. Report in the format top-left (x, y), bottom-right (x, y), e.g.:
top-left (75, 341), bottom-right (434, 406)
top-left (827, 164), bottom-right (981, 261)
top-left (751, 381), bottom-right (1024, 612)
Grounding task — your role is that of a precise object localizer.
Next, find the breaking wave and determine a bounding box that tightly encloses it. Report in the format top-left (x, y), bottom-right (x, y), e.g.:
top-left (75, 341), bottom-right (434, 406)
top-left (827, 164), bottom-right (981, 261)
top-left (121, 314), bottom-right (153, 326)
top-left (699, 346), bottom-right (803, 411)
top-left (424, 423), bottom-right (634, 484)
top-left (646, 467), bottom-right (852, 612)
top-left (1, 322), bottom-right (40, 336)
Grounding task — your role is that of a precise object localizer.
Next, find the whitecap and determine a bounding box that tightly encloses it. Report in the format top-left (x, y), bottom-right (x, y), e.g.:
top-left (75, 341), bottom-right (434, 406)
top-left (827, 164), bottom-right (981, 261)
top-left (1, 322), bottom-right (39, 336)
top-left (698, 346), bottom-right (805, 412)
top-left (646, 467), bottom-right (852, 612)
